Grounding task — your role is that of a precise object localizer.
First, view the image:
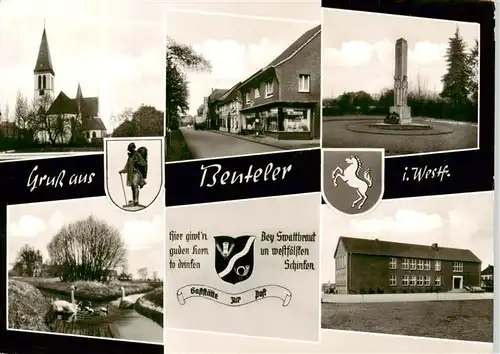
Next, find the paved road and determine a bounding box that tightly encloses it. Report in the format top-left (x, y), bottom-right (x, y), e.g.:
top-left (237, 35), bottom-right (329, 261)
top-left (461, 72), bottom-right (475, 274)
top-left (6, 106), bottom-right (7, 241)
top-left (322, 116), bottom-right (478, 156)
top-left (181, 128), bottom-right (283, 159)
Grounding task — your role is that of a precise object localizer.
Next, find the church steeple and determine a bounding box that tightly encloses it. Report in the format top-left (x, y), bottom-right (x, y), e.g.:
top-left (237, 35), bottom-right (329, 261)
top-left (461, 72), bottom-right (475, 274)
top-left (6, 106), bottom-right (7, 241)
top-left (34, 27), bottom-right (55, 76)
top-left (34, 24), bottom-right (55, 100)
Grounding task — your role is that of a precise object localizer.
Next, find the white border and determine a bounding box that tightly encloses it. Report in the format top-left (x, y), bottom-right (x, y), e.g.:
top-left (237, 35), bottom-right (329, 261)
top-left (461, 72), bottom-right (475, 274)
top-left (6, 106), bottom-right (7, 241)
top-left (103, 137), bottom-right (165, 215)
top-left (320, 190), bottom-right (494, 349)
top-left (164, 8), bottom-right (320, 164)
top-left (320, 7), bottom-right (481, 159)
top-left (5, 196), bottom-right (165, 346)
top-left (321, 148), bottom-right (385, 217)
top-left (165, 192), bottom-right (322, 343)
top-left (493, 3), bottom-right (499, 352)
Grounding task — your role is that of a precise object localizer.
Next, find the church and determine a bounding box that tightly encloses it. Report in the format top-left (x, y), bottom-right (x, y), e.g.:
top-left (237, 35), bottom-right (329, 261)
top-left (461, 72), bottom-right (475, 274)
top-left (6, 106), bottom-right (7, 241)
top-left (33, 25), bottom-right (107, 143)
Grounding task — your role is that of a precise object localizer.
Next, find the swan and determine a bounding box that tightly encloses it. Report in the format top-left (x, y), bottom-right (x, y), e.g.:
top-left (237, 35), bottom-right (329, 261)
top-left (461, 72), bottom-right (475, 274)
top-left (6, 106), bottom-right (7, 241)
top-left (100, 304), bottom-right (109, 314)
top-left (51, 285), bottom-right (78, 322)
top-left (118, 286), bottom-right (136, 309)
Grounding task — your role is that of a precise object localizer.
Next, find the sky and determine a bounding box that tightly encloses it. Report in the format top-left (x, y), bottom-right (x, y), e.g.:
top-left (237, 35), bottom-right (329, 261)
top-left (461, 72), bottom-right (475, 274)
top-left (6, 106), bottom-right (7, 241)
top-left (321, 191), bottom-right (494, 284)
top-left (0, 0), bottom-right (164, 132)
top-left (7, 196), bottom-right (164, 279)
top-left (166, 5), bottom-right (320, 116)
top-left (322, 9), bottom-right (479, 99)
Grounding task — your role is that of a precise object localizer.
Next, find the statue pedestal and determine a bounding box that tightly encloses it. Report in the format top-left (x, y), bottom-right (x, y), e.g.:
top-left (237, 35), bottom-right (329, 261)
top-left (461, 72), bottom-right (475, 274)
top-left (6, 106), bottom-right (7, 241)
top-left (390, 105), bottom-right (412, 125)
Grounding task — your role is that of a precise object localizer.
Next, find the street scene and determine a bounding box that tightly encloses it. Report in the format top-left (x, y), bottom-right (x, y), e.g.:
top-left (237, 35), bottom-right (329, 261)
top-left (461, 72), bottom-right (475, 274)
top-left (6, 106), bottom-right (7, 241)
top-left (165, 5), bottom-right (321, 162)
top-left (322, 9), bottom-right (479, 157)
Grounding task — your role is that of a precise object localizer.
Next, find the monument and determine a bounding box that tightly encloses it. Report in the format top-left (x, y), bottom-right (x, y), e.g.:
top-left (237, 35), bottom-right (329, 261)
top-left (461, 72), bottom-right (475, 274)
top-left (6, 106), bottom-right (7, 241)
top-left (389, 38), bottom-right (412, 125)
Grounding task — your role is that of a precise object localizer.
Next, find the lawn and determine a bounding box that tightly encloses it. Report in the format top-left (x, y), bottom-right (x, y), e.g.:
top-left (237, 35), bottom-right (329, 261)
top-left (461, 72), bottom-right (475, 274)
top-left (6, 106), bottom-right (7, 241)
top-left (16, 277), bottom-right (161, 302)
top-left (322, 300), bottom-right (493, 342)
top-left (166, 130), bottom-right (193, 162)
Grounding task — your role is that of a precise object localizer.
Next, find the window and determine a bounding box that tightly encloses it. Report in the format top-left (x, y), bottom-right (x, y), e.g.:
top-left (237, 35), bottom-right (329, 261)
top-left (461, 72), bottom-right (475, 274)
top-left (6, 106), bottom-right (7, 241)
top-left (434, 276), bottom-right (441, 286)
top-left (424, 275), bottom-right (431, 286)
top-left (38, 76), bottom-right (42, 89)
top-left (410, 259), bottom-right (417, 270)
top-left (85, 132), bottom-right (90, 139)
top-left (245, 92), bottom-right (250, 104)
top-left (92, 131), bottom-right (97, 138)
top-left (265, 81), bottom-right (273, 98)
top-left (402, 258), bottom-right (409, 270)
top-left (254, 88), bottom-right (260, 98)
top-left (298, 74), bottom-right (310, 92)
top-left (453, 262), bottom-right (463, 272)
top-left (389, 257), bottom-right (397, 269)
top-left (402, 275), bottom-right (409, 286)
top-left (435, 260), bottom-right (441, 271)
top-left (43, 75), bottom-right (47, 89)
top-left (389, 275), bottom-right (397, 286)
top-left (416, 275), bottom-right (424, 286)
top-left (424, 260), bottom-right (431, 271)
top-left (417, 259), bottom-right (424, 270)
top-left (409, 275), bottom-right (417, 286)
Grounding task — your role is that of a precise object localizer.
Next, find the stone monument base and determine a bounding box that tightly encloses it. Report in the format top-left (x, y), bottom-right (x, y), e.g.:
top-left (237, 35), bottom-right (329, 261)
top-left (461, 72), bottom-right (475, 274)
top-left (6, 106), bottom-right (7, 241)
top-left (390, 105), bottom-right (412, 125)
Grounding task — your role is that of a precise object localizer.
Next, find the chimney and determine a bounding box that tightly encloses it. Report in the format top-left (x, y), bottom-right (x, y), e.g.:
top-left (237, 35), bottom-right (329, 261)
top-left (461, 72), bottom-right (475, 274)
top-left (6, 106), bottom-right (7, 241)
top-left (431, 243), bottom-right (438, 250)
top-left (211, 88), bottom-right (214, 92)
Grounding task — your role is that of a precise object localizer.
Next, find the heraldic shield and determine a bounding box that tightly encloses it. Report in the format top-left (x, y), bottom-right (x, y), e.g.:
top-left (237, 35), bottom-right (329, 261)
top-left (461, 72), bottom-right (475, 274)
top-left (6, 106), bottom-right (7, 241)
top-left (214, 235), bottom-right (256, 285)
top-left (104, 137), bottom-right (164, 213)
top-left (322, 148), bottom-right (385, 216)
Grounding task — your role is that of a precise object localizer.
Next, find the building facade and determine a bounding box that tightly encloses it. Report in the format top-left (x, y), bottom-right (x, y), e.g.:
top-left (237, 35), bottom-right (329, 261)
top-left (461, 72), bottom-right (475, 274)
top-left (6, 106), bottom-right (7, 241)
top-left (334, 237), bottom-right (482, 294)
top-left (33, 26), bottom-right (107, 143)
top-left (481, 264), bottom-right (493, 290)
top-left (237, 24), bottom-right (321, 140)
top-left (205, 88), bottom-right (228, 130)
top-left (216, 82), bottom-right (243, 134)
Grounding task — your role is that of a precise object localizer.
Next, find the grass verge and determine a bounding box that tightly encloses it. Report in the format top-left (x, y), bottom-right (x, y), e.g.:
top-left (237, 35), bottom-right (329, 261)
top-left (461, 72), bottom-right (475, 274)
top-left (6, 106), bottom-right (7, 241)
top-left (8, 279), bottom-right (50, 332)
top-left (322, 300), bottom-right (493, 342)
top-left (135, 288), bottom-right (163, 327)
top-left (167, 130), bottom-right (193, 162)
top-left (16, 277), bottom-right (161, 302)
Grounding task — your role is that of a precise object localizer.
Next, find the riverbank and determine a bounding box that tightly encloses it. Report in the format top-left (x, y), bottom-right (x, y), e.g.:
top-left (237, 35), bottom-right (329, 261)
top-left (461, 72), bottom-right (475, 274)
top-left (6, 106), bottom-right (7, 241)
top-left (8, 279), bottom-right (50, 332)
top-left (15, 277), bottom-right (162, 302)
top-left (135, 288), bottom-right (163, 327)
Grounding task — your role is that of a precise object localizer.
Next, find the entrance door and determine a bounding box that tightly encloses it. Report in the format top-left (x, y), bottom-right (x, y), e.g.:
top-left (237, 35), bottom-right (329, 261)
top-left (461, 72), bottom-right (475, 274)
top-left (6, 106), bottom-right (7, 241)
top-left (453, 276), bottom-right (463, 290)
top-left (227, 114), bottom-right (231, 132)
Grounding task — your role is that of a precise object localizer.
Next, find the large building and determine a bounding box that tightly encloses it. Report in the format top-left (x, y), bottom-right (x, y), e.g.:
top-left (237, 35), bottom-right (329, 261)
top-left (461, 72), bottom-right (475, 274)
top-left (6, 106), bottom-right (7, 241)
top-left (334, 237), bottom-right (482, 294)
top-left (237, 24), bottom-right (321, 140)
top-left (33, 26), bottom-right (107, 143)
top-left (210, 24), bottom-right (321, 140)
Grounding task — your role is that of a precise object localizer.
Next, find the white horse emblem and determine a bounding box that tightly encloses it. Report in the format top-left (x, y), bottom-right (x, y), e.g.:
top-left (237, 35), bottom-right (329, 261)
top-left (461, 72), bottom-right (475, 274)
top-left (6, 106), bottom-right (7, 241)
top-left (332, 155), bottom-right (373, 209)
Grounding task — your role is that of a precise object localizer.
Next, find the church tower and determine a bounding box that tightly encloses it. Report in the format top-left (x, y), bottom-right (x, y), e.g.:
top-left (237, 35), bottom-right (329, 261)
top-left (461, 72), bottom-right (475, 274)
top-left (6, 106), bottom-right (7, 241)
top-left (34, 24), bottom-right (55, 100)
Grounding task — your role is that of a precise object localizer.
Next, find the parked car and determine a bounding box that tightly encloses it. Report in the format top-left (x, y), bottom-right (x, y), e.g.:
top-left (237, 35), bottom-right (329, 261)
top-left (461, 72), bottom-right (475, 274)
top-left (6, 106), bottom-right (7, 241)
top-left (465, 286), bottom-right (485, 293)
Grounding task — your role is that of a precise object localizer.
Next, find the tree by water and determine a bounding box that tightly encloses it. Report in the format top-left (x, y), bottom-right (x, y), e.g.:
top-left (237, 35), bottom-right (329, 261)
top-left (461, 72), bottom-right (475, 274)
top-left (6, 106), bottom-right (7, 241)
top-left (47, 215), bottom-right (127, 282)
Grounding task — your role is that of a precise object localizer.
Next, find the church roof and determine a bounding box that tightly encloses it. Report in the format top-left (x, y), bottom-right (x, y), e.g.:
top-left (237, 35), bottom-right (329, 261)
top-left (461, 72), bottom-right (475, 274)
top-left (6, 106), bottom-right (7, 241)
top-left (82, 97), bottom-right (99, 117)
top-left (34, 28), bottom-right (55, 76)
top-left (81, 118), bottom-right (107, 131)
top-left (47, 91), bottom-right (79, 115)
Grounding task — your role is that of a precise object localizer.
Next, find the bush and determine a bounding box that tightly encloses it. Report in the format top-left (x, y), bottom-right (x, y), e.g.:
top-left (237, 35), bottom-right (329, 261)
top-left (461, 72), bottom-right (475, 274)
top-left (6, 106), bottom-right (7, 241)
top-left (384, 112), bottom-right (400, 124)
top-left (368, 288), bottom-right (375, 294)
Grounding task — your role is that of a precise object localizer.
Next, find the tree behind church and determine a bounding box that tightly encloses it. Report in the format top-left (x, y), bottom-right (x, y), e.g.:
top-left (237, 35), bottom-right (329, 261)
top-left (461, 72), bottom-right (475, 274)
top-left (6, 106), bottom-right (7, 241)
top-left (112, 105), bottom-right (164, 137)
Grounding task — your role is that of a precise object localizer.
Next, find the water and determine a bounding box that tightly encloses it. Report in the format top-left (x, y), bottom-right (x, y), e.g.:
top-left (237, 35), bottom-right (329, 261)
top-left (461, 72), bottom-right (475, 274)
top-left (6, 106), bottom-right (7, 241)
top-left (39, 289), bottom-right (163, 343)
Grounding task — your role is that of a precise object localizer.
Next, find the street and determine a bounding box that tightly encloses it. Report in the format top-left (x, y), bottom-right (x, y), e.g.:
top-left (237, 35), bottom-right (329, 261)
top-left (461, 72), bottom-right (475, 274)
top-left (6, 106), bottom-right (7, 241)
top-left (181, 128), bottom-right (283, 159)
